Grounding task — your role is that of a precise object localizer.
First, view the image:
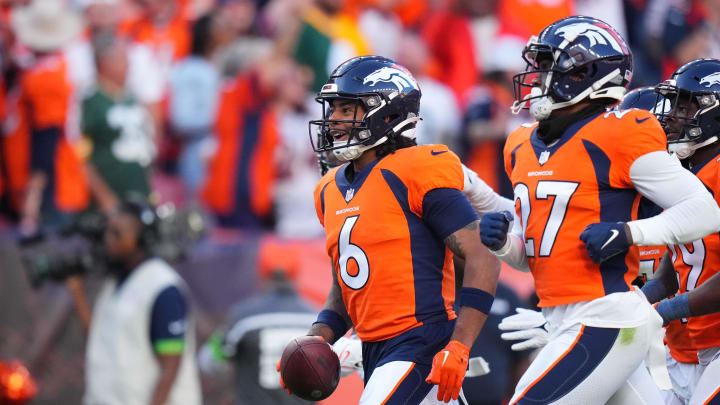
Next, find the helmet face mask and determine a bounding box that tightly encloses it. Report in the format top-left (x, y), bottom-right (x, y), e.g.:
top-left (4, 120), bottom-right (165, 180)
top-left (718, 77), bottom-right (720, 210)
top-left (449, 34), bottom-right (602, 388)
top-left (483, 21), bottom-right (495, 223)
top-left (308, 56), bottom-right (421, 163)
top-left (310, 95), bottom-right (379, 160)
top-left (656, 82), bottom-right (718, 143)
top-left (654, 58), bottom-right (720, 159)
top-left (511, 16), bottom-right (633, 120)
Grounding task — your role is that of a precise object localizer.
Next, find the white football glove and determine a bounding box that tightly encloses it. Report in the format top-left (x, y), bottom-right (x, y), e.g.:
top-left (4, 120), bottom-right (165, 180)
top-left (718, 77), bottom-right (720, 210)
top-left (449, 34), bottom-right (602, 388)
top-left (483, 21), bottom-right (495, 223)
top-left (498, 308), bottom-right (549, 351)
top-left (332, 336), bottom-right (363, 378)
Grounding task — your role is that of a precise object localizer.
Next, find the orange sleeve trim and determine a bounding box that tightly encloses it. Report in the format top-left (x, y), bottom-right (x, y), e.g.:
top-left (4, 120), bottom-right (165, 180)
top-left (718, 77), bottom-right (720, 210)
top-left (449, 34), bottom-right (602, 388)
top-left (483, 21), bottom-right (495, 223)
top-left (702, 385), bottom-right (720, 405)
top-left (511, 325), bottom-right (586, 405)
top-left (381, 363), bottom-right (416, 405)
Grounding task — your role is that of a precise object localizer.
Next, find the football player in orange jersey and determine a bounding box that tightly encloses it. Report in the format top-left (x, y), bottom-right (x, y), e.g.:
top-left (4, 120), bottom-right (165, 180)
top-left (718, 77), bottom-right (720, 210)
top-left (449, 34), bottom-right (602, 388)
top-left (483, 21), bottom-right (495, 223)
top-left (479, 16), bottom-right (720, 405)
top-left (645, 58), bottom-right (720, 405)
top-left (620, 86), bottom-right (700, 405)
top-left (278, 56), bottom-right (502, 404)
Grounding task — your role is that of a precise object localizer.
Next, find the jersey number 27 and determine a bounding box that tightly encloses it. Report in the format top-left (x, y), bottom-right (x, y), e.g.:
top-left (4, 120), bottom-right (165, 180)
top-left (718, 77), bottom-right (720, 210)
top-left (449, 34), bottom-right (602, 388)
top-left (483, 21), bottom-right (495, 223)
top-left (515, 181), bottom-right (579, 257)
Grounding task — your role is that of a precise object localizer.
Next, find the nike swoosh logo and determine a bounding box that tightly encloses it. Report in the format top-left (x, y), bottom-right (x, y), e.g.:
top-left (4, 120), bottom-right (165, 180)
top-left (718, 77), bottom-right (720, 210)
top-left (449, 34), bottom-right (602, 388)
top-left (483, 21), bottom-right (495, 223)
top-left (601, 229), bottom-right (620, 250)
top-left (431, 150), bottom-right (448, 155)
top-left (441, 351), bottom-right (450, 366)
top-left (635, 117), bottom-right (650, 124)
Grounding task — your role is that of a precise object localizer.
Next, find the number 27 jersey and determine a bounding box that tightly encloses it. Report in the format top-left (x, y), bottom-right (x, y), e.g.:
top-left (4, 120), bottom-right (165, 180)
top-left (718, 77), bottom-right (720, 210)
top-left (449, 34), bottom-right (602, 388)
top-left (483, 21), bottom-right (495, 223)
top-left (503, 109), bottom-right (667, 307)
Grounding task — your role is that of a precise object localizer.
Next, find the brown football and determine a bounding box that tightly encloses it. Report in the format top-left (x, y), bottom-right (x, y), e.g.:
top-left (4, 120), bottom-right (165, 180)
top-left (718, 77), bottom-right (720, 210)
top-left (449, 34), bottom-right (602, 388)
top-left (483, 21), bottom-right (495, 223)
top-left (279, 336), bottom-right (340, 401)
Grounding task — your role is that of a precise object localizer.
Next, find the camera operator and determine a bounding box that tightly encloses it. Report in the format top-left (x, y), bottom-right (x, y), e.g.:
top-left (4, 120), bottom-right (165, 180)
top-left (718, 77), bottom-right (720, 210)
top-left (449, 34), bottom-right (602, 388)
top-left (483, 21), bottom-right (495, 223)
top-left (83, 199), bottom-right (201, 405)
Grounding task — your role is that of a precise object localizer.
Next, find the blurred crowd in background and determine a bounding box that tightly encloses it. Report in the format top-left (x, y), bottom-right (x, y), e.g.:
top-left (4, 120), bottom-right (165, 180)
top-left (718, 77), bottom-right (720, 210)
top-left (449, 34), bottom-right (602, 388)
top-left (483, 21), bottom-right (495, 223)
top-left (0, 0), bottom-right (719, 403)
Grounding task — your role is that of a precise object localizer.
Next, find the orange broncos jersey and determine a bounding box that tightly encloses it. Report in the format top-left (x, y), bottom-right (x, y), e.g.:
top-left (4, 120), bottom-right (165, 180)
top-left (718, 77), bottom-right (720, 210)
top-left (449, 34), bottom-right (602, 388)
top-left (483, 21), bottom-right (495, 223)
top-left (639, 245), bottom-right (698, 364)
top-left (670, 152), bottom-right (720, 350)
top-left (504, 109), bottom-right (667, 307)
top-left (313, 145), bottom-right (465, 342)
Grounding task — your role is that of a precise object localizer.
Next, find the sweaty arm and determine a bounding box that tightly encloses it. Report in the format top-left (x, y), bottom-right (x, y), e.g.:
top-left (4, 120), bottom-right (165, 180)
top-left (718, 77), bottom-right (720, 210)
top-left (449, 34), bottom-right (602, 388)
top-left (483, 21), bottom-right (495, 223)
top-left (461, 164), bottom-right (515, 216)
top-left (307, 266), bottom-right (351, 345)
top-left (628, 151), bottom-right (720, 245)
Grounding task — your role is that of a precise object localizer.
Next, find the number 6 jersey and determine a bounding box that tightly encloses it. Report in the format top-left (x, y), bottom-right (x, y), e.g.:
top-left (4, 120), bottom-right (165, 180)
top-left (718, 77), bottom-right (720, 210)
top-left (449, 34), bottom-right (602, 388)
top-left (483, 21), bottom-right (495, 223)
top-left (313, 145), bottom-right (477, 342)
top-left (503, 109), bottom-right (667, 308)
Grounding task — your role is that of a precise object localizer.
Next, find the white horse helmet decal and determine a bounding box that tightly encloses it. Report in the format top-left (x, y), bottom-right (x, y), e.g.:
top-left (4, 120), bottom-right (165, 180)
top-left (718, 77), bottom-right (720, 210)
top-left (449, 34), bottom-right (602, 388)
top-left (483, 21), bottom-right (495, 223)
top-left (362, 66), bottom-right (419, 92)
top-left (700, 72), bottom-right (720, 88)
top-left (555, 22), bottom-right (624, 54)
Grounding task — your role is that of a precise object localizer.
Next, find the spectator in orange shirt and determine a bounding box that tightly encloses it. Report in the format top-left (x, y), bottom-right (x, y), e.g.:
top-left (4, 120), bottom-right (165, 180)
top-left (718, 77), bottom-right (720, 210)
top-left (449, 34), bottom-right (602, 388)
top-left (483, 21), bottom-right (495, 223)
top-left (121, 0), bottom-right (192, 62)
top-left (11, 0), bottom-right (89, 236)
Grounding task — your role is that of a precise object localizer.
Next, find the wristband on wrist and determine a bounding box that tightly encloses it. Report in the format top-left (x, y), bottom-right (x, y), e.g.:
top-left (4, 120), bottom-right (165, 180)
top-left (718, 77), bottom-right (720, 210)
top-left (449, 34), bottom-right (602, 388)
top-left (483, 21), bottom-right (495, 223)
top-left (641, 278), bottom-right (667, 304)
top-left (314, 309), bottom-right (349, 341)
top-left (459, 287), bottom-right (494, 315)
top-left (656, 294), bottom-right (691, 324)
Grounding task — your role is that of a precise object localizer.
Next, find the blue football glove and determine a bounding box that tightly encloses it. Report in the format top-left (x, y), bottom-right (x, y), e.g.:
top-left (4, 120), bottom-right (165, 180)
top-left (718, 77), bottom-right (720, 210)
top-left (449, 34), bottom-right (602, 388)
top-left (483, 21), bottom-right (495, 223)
top-left (579, 222), bottom-right (631, 264)
top-left (480, 211), bottom-right (513, 251)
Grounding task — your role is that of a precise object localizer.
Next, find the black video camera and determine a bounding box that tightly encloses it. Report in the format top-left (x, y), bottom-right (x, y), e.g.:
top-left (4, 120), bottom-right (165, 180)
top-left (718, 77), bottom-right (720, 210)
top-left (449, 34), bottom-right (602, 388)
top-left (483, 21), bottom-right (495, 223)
top-left (20, 205), bottom-right (206, 288)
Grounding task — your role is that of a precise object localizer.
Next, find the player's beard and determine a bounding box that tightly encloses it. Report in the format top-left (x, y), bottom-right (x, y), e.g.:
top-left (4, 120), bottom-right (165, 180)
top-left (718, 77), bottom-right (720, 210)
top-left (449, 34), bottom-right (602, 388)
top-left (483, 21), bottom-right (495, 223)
top-left (536, 103), bottom-right (607, 145)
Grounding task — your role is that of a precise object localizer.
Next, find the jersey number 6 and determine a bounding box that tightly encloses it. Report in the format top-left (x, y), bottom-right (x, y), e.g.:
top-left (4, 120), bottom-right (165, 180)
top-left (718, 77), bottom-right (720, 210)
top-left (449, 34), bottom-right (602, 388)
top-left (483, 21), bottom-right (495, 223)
top-left (338, 216), bottom-right (370, 290)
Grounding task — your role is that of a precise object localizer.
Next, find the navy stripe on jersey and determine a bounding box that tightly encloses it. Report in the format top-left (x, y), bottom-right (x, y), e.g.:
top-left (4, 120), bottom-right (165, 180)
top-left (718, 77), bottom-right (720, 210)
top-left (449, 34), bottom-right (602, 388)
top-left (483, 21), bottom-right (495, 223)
top-left (583, 140), bottom-right (636, 295)
top-left (381, 169), bottom-right (448, 325)
top-left (383, 363), bottom-right (434, 404)
top-left (513, 326), bottom-right (619, 404)
top-left (320, 182), bottom-right (329, 216)
top-left (704, 388), bottom-right (720, 405)
top-left (334, 160), bottom-right (380, 203)
top-left (637, 196), bottom-right (663, 220)
top-left (510, 143), bottom-right (523, 171)
top-left (422, 188), bottom-right (479, 240)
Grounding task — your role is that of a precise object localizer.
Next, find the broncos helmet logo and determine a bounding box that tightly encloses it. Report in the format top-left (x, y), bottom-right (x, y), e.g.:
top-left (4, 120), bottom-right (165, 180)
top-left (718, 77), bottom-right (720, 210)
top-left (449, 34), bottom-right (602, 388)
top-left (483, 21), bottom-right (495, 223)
top-left (700, 72), bottom-right (720, 88)
top-left (363, 67), bottom-right (418, 92)
top-left (555, 22), bottom-right (624, 54)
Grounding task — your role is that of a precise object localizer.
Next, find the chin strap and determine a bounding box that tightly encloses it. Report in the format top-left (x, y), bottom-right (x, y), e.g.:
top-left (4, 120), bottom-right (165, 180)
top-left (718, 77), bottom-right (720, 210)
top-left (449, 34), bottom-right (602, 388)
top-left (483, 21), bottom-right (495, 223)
top-left (668, 135), bottom-right (719, 160)
top-left (332, 116), bottom-right (422, 162)
top-left (332, 135), bottom-right (388, 162)
top-left (519, 68), bottom-right (625, 120)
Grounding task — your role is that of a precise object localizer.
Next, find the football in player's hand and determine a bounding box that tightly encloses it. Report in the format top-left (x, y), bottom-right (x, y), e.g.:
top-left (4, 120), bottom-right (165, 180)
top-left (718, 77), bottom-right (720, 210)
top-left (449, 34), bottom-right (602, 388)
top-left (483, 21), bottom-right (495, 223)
top-left (279, 336), bottom-right (340, 401)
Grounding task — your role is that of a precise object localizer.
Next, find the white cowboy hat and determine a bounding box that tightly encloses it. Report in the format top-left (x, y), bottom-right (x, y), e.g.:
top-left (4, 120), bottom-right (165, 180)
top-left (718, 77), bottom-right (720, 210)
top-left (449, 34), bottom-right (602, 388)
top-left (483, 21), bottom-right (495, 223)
top-left (12, 0), bottom-right (83, 52)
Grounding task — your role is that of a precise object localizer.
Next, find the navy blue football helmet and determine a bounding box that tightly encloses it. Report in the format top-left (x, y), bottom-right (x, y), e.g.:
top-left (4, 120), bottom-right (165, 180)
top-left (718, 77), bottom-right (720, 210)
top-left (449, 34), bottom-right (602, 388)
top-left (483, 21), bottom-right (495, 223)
top-left (308, 56), bottom-right (422, 163)
top-left (655, 58), bottom-right (720, 159)
top-left (512, 16), bottom-right (633, 120)
top-left (620, 87), bottom-right (661, 111)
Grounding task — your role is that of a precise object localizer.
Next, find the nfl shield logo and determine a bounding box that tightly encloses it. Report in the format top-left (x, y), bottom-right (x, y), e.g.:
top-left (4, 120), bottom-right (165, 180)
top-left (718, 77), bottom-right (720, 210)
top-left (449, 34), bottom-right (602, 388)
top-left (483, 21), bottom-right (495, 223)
top-left (345, 188), bottom-right (355, 202)
top-left (539, 150), bottom-right (550, 165)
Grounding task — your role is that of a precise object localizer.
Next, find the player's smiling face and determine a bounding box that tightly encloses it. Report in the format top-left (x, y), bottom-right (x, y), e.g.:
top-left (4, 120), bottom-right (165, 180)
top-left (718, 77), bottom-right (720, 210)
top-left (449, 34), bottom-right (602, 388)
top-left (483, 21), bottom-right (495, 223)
top-left (328, 99), bottom-right (366, 142)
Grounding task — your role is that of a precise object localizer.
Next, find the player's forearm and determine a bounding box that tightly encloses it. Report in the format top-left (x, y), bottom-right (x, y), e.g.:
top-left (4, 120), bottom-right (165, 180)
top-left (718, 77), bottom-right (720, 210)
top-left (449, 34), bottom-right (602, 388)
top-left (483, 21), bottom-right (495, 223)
top-left (640, 251), bottom-right (678, 303)
top-left (492, 233), bottom-right (530, 271)
top-left (688, 272), bottom-right (720, 317)
top-left (308, 272), bottom-right (351, 344)
top-left (451, 247), bottom-right (500, 347)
